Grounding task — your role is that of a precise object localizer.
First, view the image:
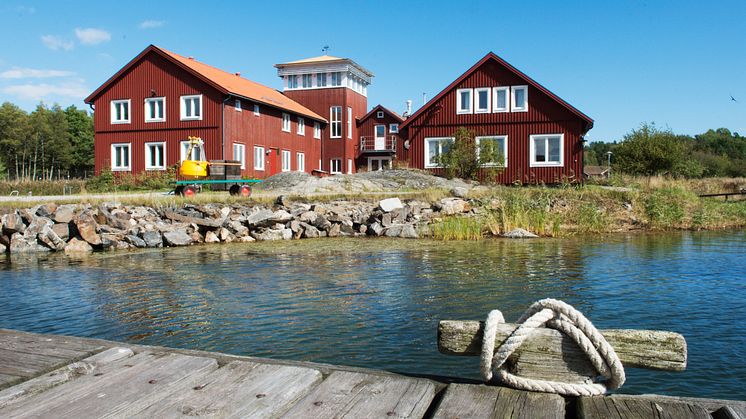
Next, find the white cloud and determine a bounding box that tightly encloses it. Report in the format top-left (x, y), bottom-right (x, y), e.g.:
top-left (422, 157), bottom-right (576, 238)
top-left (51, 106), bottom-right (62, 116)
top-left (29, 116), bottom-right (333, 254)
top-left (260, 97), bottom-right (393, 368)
top-left (3, 82), bottom-right (89, 101)
top-left (74, 28), bottom-right (111, 45)
top-left (139, 20), bottom-right (165, 29)
top-left (0, 67), bottom-right (75, 79)
top-left (41, 35), bottom-right (73, 51)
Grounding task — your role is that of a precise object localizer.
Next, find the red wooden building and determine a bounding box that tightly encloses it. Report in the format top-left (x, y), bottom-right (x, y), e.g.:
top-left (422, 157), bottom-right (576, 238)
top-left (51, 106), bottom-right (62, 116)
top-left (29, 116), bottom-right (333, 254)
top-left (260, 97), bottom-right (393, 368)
top-left (84, 45), bottom-right (326, 178)
top-left (398, 52), bottom-right (593, 184)
top-left (355, 105), bottom-right (404, 171)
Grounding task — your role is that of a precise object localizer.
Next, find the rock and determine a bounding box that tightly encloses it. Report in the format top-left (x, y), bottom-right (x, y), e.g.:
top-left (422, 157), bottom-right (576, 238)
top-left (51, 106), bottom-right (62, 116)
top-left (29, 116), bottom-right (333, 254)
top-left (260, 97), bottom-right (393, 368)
top-left (299, 211), bottom-right (318, 224)
top-left (36, 203), bottom-right (58, 218)
top-left (289, 220), bottom-right (302, 234)
top-left (272, 210), bottom-right (293, 224)
top-left (2, 212), bottom-right (25, 235)
top-left (204, 231), bottom-right (220, 244)
top-left (52, 223), bottom-right (70, 241)
top-left (399, 224), bottom-right (419, 239)
top-left (275, 195), bottom-right (290, 207)
top-left (246, 209), bottom-right (276, 228)
top-left (220, 207), bottom-right (232, 220)
top-left (251, 228), bottom-right (291, 241)
top-left (218, 227), bottom-right (234, 243)
top-left (64, 237), bottom-right (93, 253)
top-left (368, 222), bottom-right (384, 236)
top-left (10, 232), bottom-right (47, 253)
top-left (163, 230), bottom-right (194, 246)
top-left (226, 220), bottom-right (248, 237)
top-left (379, 197), bottom-right (404, 213)
top-left (502, 228), bottom-right (539, 239)
top-left (125, 235), bottom-right (147, 248)
top-left (381, 213), bottom-right (392, 227)
top-left (0, 243), bottom-right (5, 253)
top-left (384, 224), bottom-right (403, 237)
top-left (237, 235), bottom-right (256, 243)
top-left (281, 228), bottom-right (293, 240)
top-left (190, 231), bottom-right (203, 243)
top-left (38, 225), bottom-right (65, 251)
top-left (164, 210), bottom-right (222, 228)
top-left (327, 223), bottom-right (341, 237)
top-left (300, 223), bottom-right (320, 238)
top-left (141, 231), bottom-right (163, 248)
top-left (451, 187), bottom-right (468, 198)
top-left (439, 198), bottom-right (470, 215)
top-left (312, 214), bottom-right (331, 231)
top-left (340, 220), bottom-right (356, 235)
top-left (73, 212), bottom-right (102, 246)
top-left (358, 224), bottom-right (367, 235)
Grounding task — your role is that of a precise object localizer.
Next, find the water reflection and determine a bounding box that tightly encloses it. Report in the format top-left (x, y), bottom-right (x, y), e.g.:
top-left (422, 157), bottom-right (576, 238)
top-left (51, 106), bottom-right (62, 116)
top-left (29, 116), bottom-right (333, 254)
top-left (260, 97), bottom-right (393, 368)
top-left (0, 232), bottom-right (744, 400)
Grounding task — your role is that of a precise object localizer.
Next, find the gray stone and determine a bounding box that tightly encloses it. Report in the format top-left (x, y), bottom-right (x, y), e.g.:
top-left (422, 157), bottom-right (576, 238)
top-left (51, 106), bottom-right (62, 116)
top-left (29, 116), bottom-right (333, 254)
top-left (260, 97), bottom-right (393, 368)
top-left (36, 203), bottom-right (58, 218)
top-left (53, 205), bottom-right (76, 224)
top-left (2, 212), bottom-right (25, 235)
top-left (74, 212), bottom-right (102, 246)
top-left (64, 237), bottom-right (93, 253)
top-left (275, 195), bottom-right (290, 207)
top-left (246, 208), bottom-right (275, 227)
top-left (502, 228), bottom-right (539, 239)
top-left (281, 228), bottom-right (293, 240)
top-left (399, 224), bottom-right (418, 239)
top-left (218, 227), bottom-right (234, 243)
top-left (312, 214), bottom-right (331, 231)
top-left (272, 210), bottom-right (293, 224)
top-left (39, 225), bottom-right (65, 251)
top-left (237, 235), bottom-right (256, 243)
top-left (289, 220), bottom-right (302, 234)
top-left (379, 197), bottom-right (404, 213)
top-left (384, 224), bottom-right (403, 237)
top-left (368, 222), bottom-right (384, 236)
top-left (381, 213), bottom-right (393, 227)
top-left (358, 224), bottom-right (367, 235)
top-left (163, 230), bottom-right (194, 246)
top-left (327, 223), bottom-right (340, 237)
top-left (439, 198), bottom-right (470, 215)
top-left (125, 235), bottom-right (147, 248)
top-left (300, 223), bottom-right (320, 238)
top-left (227, 220), bottom-right (248, 237)
top-left (299, 211), bottom-right (318, 224)
top-left (10, 232), bottom-right (49, 253)
top-left (451, 187), bottom-right (469, 198)
top-left (251, 228), bottom-right (291, 241)
top-left (204, 231), bottom-right (220, 244)
top-left (220, 207), bottom-right (232, 220)
top-left (141, 231), bottom-right (163, 248)
top-left (51, 223), bottom-right (70, 241)
top-left (340, 220), bottom-right (356, 235)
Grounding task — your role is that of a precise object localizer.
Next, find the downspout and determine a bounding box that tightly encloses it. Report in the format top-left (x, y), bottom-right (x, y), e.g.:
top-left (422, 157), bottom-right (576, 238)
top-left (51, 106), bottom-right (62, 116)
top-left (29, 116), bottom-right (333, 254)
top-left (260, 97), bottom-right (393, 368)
top-left (221, 96), bottom-right (230, 161)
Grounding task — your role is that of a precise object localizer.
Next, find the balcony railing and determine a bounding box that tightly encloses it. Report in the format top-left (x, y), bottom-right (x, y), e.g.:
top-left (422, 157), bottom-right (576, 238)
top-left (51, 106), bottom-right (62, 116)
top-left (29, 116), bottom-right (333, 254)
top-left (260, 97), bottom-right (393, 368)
top-left (359, 135), bottom-right (397, 153)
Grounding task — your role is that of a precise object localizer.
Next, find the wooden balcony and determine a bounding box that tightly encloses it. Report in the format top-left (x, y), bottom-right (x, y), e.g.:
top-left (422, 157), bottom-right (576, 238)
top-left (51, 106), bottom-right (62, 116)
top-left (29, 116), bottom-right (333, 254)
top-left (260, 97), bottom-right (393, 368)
top-left (359, 135), bottom-right (397, 155)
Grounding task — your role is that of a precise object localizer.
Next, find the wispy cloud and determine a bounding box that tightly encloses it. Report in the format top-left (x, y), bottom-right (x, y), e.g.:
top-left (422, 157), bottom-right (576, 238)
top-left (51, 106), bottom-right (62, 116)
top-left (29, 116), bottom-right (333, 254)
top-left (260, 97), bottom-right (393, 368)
top-left (74, 28), bottom-right (111, 45)
top-left (0, 67), bottom-right (75, 79)
top-left (139, 20), bottom-right (165, 29)
top-left (41, 35), bottom-right (73, 51)
top-left (2, 82), bottom-right (89, 101)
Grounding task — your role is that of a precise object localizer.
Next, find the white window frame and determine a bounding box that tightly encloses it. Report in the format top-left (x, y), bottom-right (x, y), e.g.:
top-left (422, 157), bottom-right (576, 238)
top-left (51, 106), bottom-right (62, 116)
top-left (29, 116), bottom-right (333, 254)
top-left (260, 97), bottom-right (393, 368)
top-left (389, 123), bottom-right (399, 133)
top-left (144, 97), bottom-right (165, 123)
top-left (144, 142), bottom-right (166, 170)
top-left (111, 143), bottom-right (131, 171)
top-left (330, 159), bottom-right (342, 174)
top-left (314, 122), bottom-right (321, 139)
top-left (330, 106), bottom-right (342, 138)
top-left (110, 99), bottom-right (130, 124)
top-left (254, 146), bottom-right (265, 170)
top-left (296, 152), bottom-right (305, 172)
top-left (331, 72), bottom-right (342, 87)
top-left (235, 99), bottom-right (242, 112)
top-left (347, 107), bottom-right (352, 139)
top-left (233, 143), bottom-right (246, 170)
top-left (529, 134), bottom-right (564, 167)
top-left (180, 94), bottom-right (203, 121)
top-left (282, 113), bottom-right (291, 132)
top-left (287, 75), bottom-right (298, 89)
top-left (297, 117), bottom-right (305, 135)
top-left (347, 158), bottom-right (352, 174)
top-left (317, 72), bottom-right (327, 87)
top-left (475, 136), bottom-right (508, 167)
top-left (493, 87), bottom-right (510, 113)
top-left (302, 74), bottom-right (313, 88)
top-left (474, 87), bottom-right (491, 114)
top-left (424, 137), bottom-right (454, 168)
top-left (376, 111), bottom-right (384, 119)
top-left (180, 140), bottom-right (203, 162)
top-left (511, 85), bottom-right (528, 112)
top-left (281, 150), bottom-right (291, 172)
top-left (456, 88), bottom-right (473, 114)
top-left (253, 104), bottom-right (260, 116)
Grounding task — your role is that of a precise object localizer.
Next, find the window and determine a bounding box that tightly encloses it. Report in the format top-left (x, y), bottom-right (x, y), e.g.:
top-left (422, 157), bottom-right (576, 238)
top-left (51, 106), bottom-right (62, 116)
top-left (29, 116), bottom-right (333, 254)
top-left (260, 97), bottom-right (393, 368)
top-left (297, 117), bottom-right (305, 135)
top-left (314, 122), bottom-right (321, 139)
top-left (347, 159), bottom-right (352, 174)
top-left (180, 95), bottom-right (202, 120)
top-left (389, 123), bottom-right (399, 133)
top-left (512, 85), bottom-right (528, 112)
top-left (297, 152), bottom-right (305, 172)
top-left (424, 137), bottom-right (454, 168)
top-left (317, 73), bottom-right (327, 87)
top-left (330, 159), bottom-right (342, 174)
top-left (456, 88), bottom-right (472, 114)
top-left (254, 104), bottom-right (260, 116)
top-left (254, 146), bottom-right (265, 170)
top-left (282, 113), bottom-right (291, 132)
top-left (475, 88), bottom-right (491, 113)
top-left (475, 136), bottom-right (508, 167)
top-left (145, 142), bottom-right (165, 170)
top-left (233, 143), bottom-right (246, 169)
top-left (330, 106), bottom-right (342, 138)
top-left (302, 74), bottom-right (312, 88)
top-left (530, 134), bottom-right (564, 167)
top-left (281, 150), bottom-right (291, 172)
top-left (287, 75), bottom-right (298, 89)
top-left (180, 140), bottom-right (203, 162)
top-left (347, 107), bottom-right (352, 139)
top-left (331, 72), bottom-right (342, 86)
top-left (376, 111), bottom-right (384, 119)
top-left (110, 99), bottom-right (130, 124)
top-left (144, 97), bottom-right (164, 122)
top-left (493, 87), bottom-right (509, 112)
top-left (111, 143), bottom-right (131, 170)
top-left (235, 99), bottom-right (242, 112)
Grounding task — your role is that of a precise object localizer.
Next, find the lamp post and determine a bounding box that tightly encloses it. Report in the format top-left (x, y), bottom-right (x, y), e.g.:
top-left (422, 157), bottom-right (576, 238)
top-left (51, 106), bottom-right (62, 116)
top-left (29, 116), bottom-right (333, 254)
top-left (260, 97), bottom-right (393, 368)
top-left (606, 151), bottom-right (613, 179)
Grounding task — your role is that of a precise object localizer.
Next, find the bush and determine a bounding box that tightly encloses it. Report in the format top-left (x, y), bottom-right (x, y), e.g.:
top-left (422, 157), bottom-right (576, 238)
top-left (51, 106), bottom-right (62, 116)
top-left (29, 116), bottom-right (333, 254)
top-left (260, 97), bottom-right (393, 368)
top-left (436, 127), bottom-right (504, 181)
top-left (86, 167), bottom-right (176, 192)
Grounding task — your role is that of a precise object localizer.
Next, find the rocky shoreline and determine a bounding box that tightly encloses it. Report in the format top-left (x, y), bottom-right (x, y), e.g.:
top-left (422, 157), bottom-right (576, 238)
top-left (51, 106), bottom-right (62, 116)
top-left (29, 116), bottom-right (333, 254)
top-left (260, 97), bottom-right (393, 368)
top-left (0, 195), bottom-right (509, 254)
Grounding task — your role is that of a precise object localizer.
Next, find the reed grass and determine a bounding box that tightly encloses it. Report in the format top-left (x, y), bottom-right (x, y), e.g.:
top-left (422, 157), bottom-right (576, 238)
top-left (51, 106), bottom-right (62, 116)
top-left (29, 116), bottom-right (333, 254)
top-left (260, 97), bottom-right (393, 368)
top-left (431, 216), bottom-right (484, 241)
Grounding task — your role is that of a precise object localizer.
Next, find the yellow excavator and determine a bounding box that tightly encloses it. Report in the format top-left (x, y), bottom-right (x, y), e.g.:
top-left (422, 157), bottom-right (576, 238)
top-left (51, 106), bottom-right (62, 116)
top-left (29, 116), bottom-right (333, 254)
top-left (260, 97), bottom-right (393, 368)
top-left (174, 136), bottom-right (259, 198)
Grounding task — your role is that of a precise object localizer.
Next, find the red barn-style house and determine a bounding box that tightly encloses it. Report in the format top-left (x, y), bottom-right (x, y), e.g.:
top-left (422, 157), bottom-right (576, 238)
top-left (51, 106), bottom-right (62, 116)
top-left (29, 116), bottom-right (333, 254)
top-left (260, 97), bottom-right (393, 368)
top-left (87, 47), bottom-right (592, 184)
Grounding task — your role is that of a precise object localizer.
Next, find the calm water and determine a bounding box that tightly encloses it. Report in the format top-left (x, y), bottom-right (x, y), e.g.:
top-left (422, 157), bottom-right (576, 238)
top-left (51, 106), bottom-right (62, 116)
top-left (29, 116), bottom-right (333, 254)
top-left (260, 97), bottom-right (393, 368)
top-left (1, 232), bottom-right (745, 400)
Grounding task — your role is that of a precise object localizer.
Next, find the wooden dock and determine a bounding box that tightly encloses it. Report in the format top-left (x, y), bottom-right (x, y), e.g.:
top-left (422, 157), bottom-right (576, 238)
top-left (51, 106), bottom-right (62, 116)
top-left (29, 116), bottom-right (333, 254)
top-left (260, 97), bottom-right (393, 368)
top-left (0, 329), bottom-right (744, 418)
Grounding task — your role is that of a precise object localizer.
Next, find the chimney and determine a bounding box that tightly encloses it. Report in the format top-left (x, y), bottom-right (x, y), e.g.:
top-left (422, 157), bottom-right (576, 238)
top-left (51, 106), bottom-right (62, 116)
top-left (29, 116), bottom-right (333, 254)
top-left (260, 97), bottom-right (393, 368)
top-left (422, 92), bottom-right (427, 105)
top-left (404, 100), bottom-right (412, 117)
top-left (235, 72), bottom-right (241, 76)
top-left (188, 56), bottom-right (194, 60)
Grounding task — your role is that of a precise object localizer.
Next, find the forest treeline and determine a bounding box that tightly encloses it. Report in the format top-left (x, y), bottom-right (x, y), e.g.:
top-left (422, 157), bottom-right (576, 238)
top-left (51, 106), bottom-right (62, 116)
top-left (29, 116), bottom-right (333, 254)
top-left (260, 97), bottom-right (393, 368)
top-left (0, 101), bottom-right (94, 180)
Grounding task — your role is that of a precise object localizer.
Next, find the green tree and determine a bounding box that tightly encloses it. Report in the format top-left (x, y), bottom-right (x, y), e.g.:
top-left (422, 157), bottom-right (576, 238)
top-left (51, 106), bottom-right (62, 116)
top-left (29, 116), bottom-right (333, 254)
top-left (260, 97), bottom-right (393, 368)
top-left (65, 105), bottom-right (94, 176)
top-left (0, 102), bottom-right (31, 179)
top-left (436, 127), bottom-right (505, 181)
top-left (583, 141), bottom-right (617, 166)
top-left (614, 123), bottom-right (703, 178)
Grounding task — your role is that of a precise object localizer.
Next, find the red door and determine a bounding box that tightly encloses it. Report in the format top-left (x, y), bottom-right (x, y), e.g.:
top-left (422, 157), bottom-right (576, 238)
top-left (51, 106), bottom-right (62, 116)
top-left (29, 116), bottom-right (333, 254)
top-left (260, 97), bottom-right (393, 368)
top-left (267, 148), bottom-right (280, 177)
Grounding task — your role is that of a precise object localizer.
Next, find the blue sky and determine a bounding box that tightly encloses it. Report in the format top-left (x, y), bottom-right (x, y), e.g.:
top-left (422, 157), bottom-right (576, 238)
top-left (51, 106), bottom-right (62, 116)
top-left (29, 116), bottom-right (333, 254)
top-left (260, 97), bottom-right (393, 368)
top-left (0, 1), bottom-right (744, 142)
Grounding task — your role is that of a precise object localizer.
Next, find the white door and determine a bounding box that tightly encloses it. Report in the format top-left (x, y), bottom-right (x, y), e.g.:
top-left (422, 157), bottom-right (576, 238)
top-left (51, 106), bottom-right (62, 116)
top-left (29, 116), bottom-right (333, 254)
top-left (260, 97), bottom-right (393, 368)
top-left (374, 125), bottom-right (385, 150)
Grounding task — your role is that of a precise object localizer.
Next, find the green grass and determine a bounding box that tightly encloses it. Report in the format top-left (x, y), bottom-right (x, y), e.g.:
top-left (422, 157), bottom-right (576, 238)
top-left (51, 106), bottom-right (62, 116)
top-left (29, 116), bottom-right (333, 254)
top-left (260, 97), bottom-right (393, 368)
top-left (431, 216), bottom-right (484, 240)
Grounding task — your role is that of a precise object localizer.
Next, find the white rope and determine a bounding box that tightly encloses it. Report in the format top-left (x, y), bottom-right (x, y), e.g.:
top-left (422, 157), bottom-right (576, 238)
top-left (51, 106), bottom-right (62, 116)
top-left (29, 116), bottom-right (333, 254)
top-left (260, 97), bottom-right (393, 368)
top-left (479, 298), bottom-right (626, 396)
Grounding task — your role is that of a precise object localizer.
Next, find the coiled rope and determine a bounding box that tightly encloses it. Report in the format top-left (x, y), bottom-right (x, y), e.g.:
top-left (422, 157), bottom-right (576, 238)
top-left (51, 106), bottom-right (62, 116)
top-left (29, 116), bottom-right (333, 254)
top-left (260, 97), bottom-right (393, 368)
top-left (479, 298), bottom-right (626, 396)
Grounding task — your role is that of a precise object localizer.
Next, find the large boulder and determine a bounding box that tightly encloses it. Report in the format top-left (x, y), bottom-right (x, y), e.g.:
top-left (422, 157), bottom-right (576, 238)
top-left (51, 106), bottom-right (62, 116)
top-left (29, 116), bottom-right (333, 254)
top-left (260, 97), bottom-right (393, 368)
top-left (2, 212), bottom-right (25, 235)
top-left (53, 205), bottom-right (77, 224)
top-left (38, 225), bottom-right (66, 251)
top-left (10, 232), bottom-right (49, 253)
top-left (368, 222), bottom-right (384, 236)
top-left (300, 222), bottom-right (320, 238)
top-left (379, 198), bottom-right (404, 213)
top-left (251, 228), bottom-right (292, 241)
top-left (36, 203), bottom-right (58, 218)
top-left (73, 212), bottom-right (102, 246)
top-left (141, 231), bottom-right (163, 248)
top-left (51, 223), bottom-right (70, 241)
top-left (439, 198), bottom-right (471, 215)
top-left (204, 231), bottom-right (220, 244)
top-left (163, 229), bottom-right (194, 246)
top-left (246, 209), bottom-right (276, 228)
top-left (0, 243), bottom-right (6, 254)
top-left (64, 237), bottom-right (93, 253)
top-left (125, 235), bottom-right (147, 248)
top-left (399, 224), bottom-right (419, 239)
top-left (502, 228), bottom-right (539, 239)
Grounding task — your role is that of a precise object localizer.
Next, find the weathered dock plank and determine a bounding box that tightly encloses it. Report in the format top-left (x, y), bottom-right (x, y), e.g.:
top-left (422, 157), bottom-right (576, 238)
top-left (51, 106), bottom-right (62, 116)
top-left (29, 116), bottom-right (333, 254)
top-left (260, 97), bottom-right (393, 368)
top-left (578, 396), bottom-right (711, 419)
top-left (714, 405), bottom-right (746, 419)
top-left (432, 383), bottom-right (565, 419)
top-left (283, 370), bottom-right (436, 418)
top-left (136, 361), bottom-right (323, 418)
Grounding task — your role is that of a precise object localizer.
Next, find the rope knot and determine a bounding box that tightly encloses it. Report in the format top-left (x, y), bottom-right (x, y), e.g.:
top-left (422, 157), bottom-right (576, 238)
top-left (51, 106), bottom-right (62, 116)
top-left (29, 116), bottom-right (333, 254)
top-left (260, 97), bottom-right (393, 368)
top-left (479, 298), bottom-right (625, 396)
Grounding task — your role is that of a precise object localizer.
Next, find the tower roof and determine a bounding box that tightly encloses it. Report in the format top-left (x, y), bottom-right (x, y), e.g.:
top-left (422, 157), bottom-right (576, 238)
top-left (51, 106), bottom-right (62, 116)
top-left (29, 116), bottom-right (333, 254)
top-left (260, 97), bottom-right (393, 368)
top-left (275, 55), bottom-right (374, 78)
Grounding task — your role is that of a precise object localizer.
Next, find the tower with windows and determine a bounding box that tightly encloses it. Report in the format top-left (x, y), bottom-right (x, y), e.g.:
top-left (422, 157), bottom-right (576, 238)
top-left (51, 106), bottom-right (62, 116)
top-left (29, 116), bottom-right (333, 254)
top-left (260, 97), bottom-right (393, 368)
top-left (275, 55), bottom-right (373, 174)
